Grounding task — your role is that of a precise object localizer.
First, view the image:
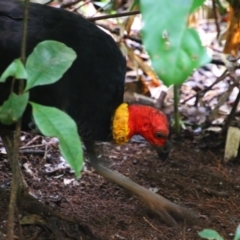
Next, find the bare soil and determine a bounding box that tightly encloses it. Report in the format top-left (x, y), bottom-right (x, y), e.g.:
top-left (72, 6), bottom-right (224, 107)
top-left (0, 133), bottom-right (240, 240)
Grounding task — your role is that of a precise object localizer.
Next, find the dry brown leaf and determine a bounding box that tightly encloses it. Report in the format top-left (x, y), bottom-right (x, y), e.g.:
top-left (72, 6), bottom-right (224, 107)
top-left (188, 14), bottom-right (198, 28)
top-left (127, 47), bottom-right (161, 87)
top-left (124, 15), bottom-right (136, 34)
top-left (223, 7), bottom-right (240, 57)
top-left (125, 78), bottom-right (150, 96)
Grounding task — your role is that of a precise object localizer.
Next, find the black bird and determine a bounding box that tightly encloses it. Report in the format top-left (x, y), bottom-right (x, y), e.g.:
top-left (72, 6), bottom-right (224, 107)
top-left (0, 0), bottom-right (195, 226)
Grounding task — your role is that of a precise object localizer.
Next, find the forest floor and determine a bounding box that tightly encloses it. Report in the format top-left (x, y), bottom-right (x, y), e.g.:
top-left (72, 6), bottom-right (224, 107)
top-left (0, 133), bottom-right (240, 240)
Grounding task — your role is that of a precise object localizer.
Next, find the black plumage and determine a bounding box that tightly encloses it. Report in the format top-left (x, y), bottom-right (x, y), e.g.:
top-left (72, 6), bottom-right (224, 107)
top-left (0, 0), bottom-right (125, 141)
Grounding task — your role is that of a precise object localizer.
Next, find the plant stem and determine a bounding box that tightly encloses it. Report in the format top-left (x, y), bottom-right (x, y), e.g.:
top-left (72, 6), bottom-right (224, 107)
top-left (222, 84), bottom-right (240, 135)
top-left (174, 85), bottom-right (181, 135)
top-left (5, 133), bottom-right (22, 240)
top-left (6, 0), bottom-right (30, 239)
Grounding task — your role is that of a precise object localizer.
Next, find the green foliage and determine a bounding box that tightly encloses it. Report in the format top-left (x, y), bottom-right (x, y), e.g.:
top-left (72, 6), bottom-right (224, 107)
top-left (191, 0), bottom-right (206, 13)
top-left (198, 229), bottom-right (224, 240)
top-left (139, 0), bottom-right (211, 86)
top-left (31, 103), bottom-right (83, 178)
top-left (0, 40), bottom-right (83, 177)
top-left (0, 59), bottom-right (27, 82)
top-left (234, 225), bottom-right (240, 240)
top-left (198, 225), bottom-right (240, 240)
top-left (0, 92), bottom-right (29, 125)
top-left (25, 40), bottom-right (76, 91)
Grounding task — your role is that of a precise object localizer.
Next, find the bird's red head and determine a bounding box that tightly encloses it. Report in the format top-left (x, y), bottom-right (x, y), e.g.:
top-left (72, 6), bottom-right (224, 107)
top-left (128, 105), bottom-right (169, 146)
top-left (112, 104), bottom-right (170, 160)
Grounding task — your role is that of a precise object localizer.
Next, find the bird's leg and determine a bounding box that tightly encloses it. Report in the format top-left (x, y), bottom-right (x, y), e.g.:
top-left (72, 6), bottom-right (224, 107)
top-left (83, 140), bottom-right (197, 226)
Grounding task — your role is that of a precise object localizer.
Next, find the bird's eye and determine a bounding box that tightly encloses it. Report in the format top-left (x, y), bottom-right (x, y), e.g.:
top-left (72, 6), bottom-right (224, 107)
top-left (155, 132), bottom-right (163, 139)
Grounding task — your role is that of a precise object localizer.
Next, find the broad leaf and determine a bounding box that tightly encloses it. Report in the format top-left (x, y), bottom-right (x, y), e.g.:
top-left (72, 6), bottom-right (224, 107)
top-left (234, 224), bottom-right (240, 240)
top-left (140, 0), bottom-right (211, 86)
top-left (190, 0), bottom-right (205, 13)
top-left (25, 40), bottom-right (77, 91)
top-left (198, 229), bottom-right (224, 240)
top-left (0, 92), bottom-right (29, 125)
top-left (30, 102), bottom-right (83, 178)
top-left (0, 59), bottom-right (27, 82)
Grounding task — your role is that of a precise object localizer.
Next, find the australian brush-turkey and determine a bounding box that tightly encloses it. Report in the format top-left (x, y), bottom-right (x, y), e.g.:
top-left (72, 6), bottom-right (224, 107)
top-left (0, 0), bottom-right (196, 226)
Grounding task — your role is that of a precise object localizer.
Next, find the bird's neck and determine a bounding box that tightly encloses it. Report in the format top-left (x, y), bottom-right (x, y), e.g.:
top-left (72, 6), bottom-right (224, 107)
top-left (112, 103), bottom-right (151, 144)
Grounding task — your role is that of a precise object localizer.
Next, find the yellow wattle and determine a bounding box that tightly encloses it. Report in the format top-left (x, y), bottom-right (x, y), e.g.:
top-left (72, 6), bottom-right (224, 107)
top-left (112, 103), bottom-right (130, 144)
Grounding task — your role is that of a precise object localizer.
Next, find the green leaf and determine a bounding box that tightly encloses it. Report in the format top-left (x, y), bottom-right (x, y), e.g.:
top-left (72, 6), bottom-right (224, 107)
top-left (30, 102), bottom-right (83, 178)
top-left (140, 0), bottom-right (211, 86)
top-left (190, 0), bottom-right (205, 13)
top-left (0, 92), bottom-right (29, 125)
top-left (234, 224), bottom-right (240, 240)
top-left (25, 40), bottom-right (77, 91)
top-left (198, 229), bottom-right (224, 240)
top-left (0, 59), bottom-right (27, 82)
top-left (131, 0), bottom-right (139, 10)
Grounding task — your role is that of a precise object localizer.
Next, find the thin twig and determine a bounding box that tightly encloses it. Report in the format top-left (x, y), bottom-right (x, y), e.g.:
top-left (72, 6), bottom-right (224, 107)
top-left (212, 0), bottom-right (221, 39)
top-left (19, 149), bottom-right (45, 155)
top-left (21, 135), bottom-right (41, 148)
top-left (143, 217), bottom-right (162, 233)
top-left (96, 23), bottom-right (142, 44)
top-left (20, 143), bottom-right (46, 150)
top-left (181, 70), bottom-right (229, 105)
top-left (42, 143), bottom-right (50, 162)
top-left (182, 220), bottom-right (186, 240)
top-left (87, 11), bottom-right (140, 22)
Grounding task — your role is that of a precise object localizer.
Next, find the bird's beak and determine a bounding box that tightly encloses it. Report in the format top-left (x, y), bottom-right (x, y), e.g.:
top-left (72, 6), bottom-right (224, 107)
top-left (154, 140), bottom-right (171, 161)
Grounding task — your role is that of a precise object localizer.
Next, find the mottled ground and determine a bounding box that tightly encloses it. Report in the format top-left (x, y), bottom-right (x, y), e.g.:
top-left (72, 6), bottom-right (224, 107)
top-left (0, 133), bottom-right (239, 240)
